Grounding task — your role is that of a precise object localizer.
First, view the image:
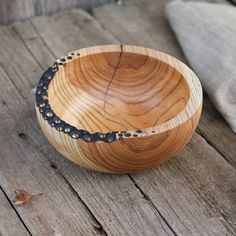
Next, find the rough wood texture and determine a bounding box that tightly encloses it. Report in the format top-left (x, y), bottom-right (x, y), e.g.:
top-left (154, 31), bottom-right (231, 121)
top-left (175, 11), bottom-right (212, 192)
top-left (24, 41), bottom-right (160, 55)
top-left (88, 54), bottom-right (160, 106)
top-left (92, 0), bottom-right (236, 234)
top-left (197, 95), bottom-right (236, 167)
top-left (93, 0), bottom-right (236, 168)
top-left (0, 63), bottom-right (106, 236)
top-left (18, 5), bottom-right (235, 234)
top-left (0, 0), bottom-right (235, 235)
top-left (0, 0), bottom-right (114, 24)
top-left (0, 188), bottom-right (30, 236)
top-left (0, 11), bottom-right (175, 236)
top-left (131, 132), bottom-right (236, 235)
top-left (36, 44), bottom-right (202, 173)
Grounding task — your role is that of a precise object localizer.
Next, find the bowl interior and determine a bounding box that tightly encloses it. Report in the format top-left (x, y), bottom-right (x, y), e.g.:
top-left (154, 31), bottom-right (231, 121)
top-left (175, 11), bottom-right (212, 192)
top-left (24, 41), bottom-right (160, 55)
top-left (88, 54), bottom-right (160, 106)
top-left (48, 51), bottom-right (190, 133)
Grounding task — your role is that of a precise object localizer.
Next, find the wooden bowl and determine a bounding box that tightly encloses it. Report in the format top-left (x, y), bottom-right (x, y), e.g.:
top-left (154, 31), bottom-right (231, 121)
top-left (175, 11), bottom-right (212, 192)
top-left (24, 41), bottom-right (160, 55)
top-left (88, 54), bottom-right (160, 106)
top-left (35, 45), bottom-right (202, 173)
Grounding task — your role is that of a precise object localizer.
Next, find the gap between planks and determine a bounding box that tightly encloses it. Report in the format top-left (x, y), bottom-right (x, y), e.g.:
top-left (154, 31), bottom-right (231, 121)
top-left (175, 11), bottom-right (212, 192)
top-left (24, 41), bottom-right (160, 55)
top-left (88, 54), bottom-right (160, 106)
top-left (12, 5), bottom-right (236, 234)
top-left (12, 17), bottom-right (193, 235)
top-left (47, 163), bottom-right (107, 235)
top-left (17, 130), bottom-right (107, 235)
top-left (0, 185), bottom-right (32, 236)
top-left (2, 3), bottom-right (234, 234)
top-left (5, 27), bottom-right (108, 236)
top-left (127, 175), bottom-right (178, 236)
top-left (91, 0), bottom-right (236, 169)
top-left (0, 17), bottom-right (175, 236)
top-left (91, 1), bottom-right (236, 234)
top-left (196, 128), bottom-right (233, 167)
top-left (14, 25), bottom-right (174, 236)
top-left (27, 6), bottom-right (234, 172)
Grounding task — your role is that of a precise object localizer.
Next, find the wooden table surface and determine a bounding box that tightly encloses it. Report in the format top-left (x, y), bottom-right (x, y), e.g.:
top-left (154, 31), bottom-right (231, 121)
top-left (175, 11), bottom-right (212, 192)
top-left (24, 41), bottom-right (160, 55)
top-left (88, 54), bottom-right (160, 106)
top-left (0, 0), bottom-right (235, 235)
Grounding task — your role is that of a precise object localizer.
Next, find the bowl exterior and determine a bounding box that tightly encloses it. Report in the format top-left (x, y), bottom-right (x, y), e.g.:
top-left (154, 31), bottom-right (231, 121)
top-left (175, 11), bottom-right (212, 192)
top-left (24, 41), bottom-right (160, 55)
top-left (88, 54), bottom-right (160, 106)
top-left (36, 104), bottom-right (202, 173)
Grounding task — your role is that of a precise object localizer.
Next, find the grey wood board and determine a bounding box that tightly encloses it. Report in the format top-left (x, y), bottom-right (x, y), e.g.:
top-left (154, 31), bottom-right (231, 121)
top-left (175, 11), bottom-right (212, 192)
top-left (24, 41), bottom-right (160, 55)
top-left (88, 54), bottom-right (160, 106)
top-left (0, 0), bottom-right (114, 25)
top-left (0, 64), bottom-right (106, 236)
top-left (0, 10), bottom-right (174, 236)
top-left (0, 187), bottom-right (30, 236)
top-left (12, 5), bottom-right (236, 236)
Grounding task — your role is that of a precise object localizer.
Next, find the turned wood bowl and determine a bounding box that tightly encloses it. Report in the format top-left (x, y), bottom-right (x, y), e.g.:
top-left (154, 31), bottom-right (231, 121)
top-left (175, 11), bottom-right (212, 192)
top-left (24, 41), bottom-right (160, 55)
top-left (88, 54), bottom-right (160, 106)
top-left (35, 45), bottom-right (202, 173)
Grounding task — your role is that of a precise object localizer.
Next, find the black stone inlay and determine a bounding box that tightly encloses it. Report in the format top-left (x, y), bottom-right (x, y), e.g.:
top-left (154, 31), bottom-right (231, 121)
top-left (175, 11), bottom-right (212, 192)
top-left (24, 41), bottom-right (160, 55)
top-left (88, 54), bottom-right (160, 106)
top-left (124, 133), bottom-right (131, 137)
top-left (41, 90), bottom-right (48, 97)
top-left (44, 108), bottom-right (54, 118)
top-left (105, 133), bottom-right (116, 143)
top-left (83, 134), bottom-right (93, 142)
top-left (48, 118), bottom-right (55, 127)
top-left (55, 122), bottom-right (66, 132)
top-left (35, 64), bottom-right (119, 143)
top-left (52, 116), bottom-right (61, 124)
top-left (136, 129), bottom-right (142, 133)
top-left (64, 125), bottom-right (73, 133)
top-left (69, 130), bottom-right (81, 139)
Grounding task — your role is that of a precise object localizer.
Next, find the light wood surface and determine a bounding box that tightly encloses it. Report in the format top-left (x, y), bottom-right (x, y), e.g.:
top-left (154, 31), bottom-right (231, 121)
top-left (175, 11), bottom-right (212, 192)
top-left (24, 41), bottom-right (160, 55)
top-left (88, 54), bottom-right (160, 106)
top-left (36, 45), bottom-right (202, 173)
top-left (0, 0), bottom-right (235, 235)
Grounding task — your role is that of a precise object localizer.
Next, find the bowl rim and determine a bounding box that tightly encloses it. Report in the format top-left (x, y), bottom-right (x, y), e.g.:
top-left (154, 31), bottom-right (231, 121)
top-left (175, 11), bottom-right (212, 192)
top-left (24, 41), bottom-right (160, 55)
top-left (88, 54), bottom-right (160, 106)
top-left (35, 44), bottom-right (202, 143)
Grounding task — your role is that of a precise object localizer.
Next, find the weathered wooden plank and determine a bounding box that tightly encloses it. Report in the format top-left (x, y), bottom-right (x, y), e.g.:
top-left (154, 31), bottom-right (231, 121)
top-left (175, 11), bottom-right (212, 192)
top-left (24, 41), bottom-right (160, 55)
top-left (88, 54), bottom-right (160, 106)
top-left (93, 0), bottom-right (236, 168)
top-left (31, 9), bottom-right (117, 58)
top-left (92, 1), bottom-right (236, 235)
top-left (0, 63), bottom-right (107, 235)
top-left (15, 5), bottom-right (236, 235)
top-left (0, 12), bottom-right (175, 236)
top-left (131, 133), bottom-right (236, 235)
top-left (197, 95), bottom-right (236, 167)
top-left (0, 187), bottom-right (30, 236)
top-left (11, 20), bottom-right (56, 70)
top-left (0, 0), bottom-right (114, 25)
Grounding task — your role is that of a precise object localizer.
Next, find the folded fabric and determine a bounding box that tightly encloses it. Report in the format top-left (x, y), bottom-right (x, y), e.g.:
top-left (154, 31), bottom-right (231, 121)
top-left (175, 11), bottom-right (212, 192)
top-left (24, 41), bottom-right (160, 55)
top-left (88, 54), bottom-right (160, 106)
top-left (166, 0), bottom-right (236, 133)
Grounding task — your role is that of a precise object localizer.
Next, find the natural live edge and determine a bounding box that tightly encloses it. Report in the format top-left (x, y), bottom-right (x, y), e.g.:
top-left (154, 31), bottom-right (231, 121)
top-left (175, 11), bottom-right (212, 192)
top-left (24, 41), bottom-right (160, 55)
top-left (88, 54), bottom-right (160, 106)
top-left (35, 45), bottom-right (202, 173)
top-left (35, 45), bottom-right (202, 143)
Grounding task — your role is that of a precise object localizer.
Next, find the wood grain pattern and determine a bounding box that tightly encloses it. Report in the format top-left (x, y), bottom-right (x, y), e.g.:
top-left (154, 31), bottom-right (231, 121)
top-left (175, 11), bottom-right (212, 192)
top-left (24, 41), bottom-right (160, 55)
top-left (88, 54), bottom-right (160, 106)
top-left (93, 0), bottom-right (236, 234)
top-left (0, 63), bottom-right (104, 236)
top-left (50, 48), bottom-right (190, 132)
top-left (93, 0), bottom-right (236, 168)
top-left (0, 2), bottom-right (234, 236)
top-left (0, 14), bottom-right (175, 235)
top-left (198, 95), bottom-right (236, 167)
top-left (0, 187), bottom-right (30, 236)
top-left (36, 45), bottom-right (202, 173)
top-left (0, 0), bottom-right (114, 24)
